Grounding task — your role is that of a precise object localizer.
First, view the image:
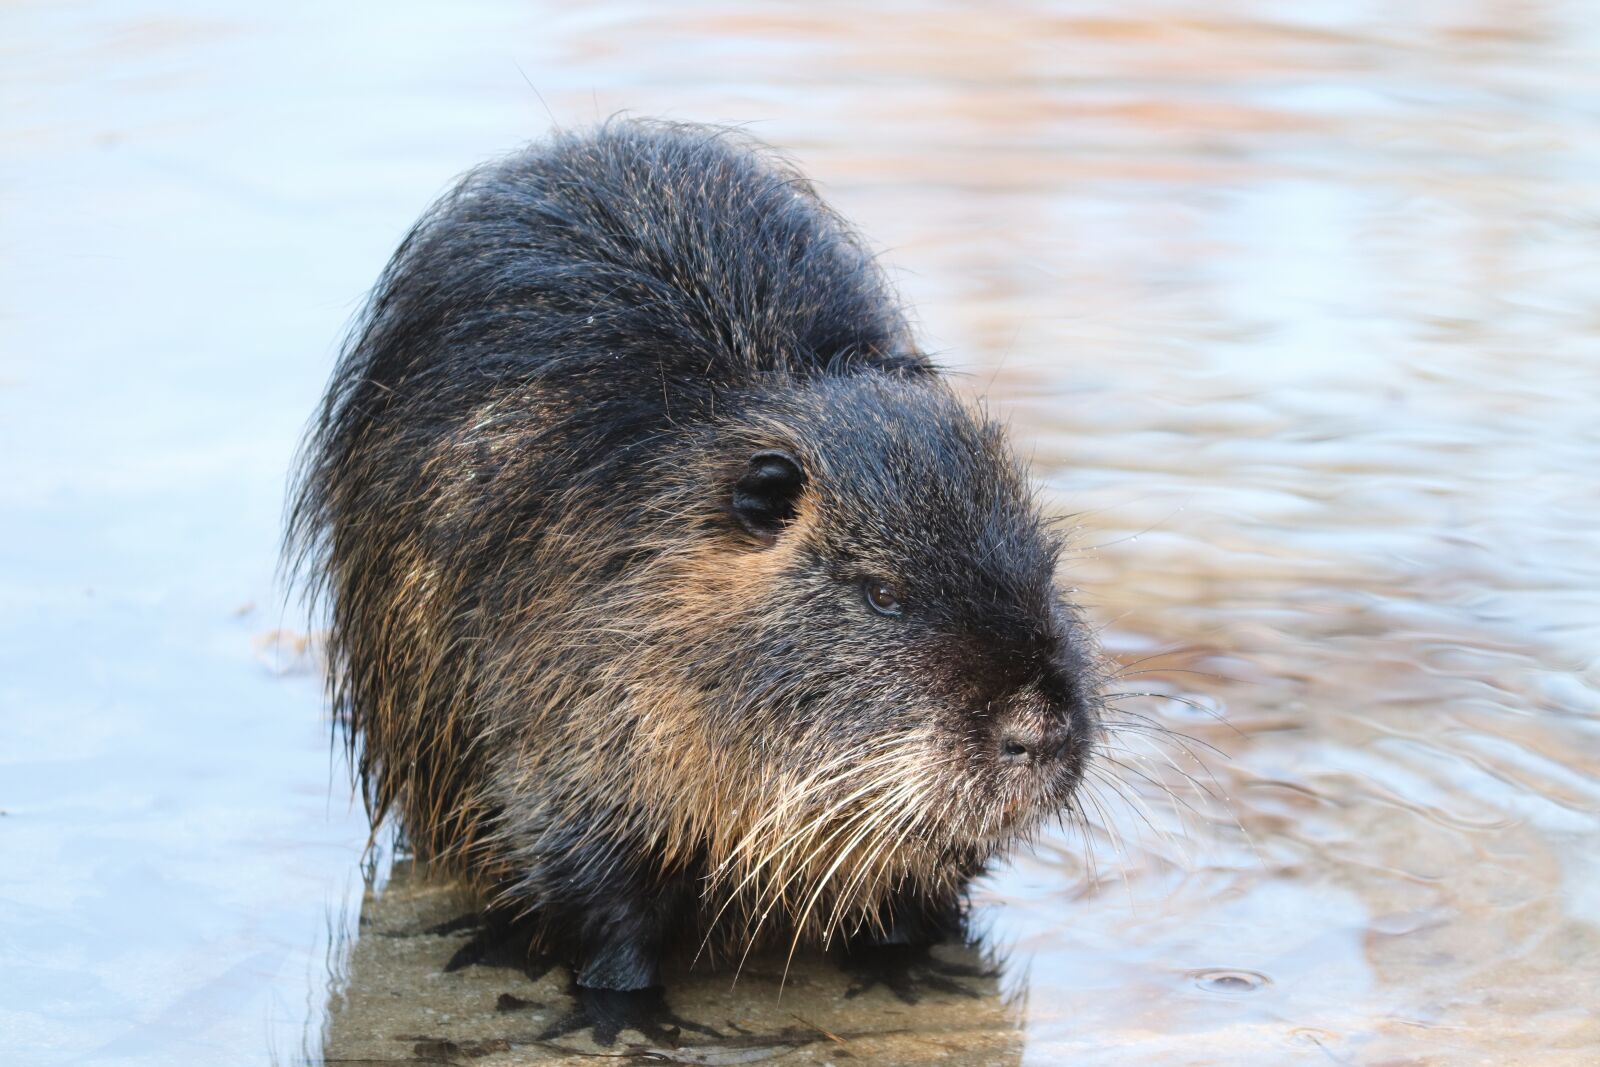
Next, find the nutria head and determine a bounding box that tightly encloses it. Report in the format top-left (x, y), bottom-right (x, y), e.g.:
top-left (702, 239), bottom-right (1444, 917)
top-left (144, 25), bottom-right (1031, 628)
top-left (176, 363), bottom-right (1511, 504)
top-left (636, 370), bottom-right (1100, 942)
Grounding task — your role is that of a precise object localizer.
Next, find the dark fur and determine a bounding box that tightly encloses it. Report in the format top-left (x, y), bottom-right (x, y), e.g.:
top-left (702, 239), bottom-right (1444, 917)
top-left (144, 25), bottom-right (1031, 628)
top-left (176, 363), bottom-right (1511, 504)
top-left (288, 120), bottom-right (1099, 991)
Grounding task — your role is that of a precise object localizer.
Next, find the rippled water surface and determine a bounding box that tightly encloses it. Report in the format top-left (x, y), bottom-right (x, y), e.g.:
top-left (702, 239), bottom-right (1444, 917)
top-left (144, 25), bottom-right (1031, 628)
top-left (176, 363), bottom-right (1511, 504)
top-left (4, 2), bottom-right (1598, 1064)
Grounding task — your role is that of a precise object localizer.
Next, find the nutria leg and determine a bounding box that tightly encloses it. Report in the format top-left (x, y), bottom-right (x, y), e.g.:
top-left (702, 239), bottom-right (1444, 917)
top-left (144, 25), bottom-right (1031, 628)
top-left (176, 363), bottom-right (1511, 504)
top-left (841, 889), bottom-right (991, 1003)
top-left (530, 876), bottom-right (723, 1047)
top-left (841, 941), bottom-right (994, 1003)
top-left (573, 874), bottom-right (692, 990)
top-left (855, 886), bottom-right (965, 949)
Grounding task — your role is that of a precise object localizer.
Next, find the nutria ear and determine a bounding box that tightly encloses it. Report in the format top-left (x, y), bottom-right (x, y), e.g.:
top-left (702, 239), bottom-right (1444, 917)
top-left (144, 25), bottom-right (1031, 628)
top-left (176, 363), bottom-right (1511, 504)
top-left (731, 450), bottom-right (806, 545)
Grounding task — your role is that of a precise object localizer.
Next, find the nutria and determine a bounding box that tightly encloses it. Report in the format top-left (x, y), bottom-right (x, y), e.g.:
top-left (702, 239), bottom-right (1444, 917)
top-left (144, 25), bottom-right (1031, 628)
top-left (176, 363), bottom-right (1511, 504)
top-left (288, 119), bottom-right (1100, 996)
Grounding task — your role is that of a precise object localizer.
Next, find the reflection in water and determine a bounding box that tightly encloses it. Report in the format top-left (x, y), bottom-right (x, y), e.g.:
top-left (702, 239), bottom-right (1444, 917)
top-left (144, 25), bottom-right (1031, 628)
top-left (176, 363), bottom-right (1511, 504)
top-left (3, 0), bottom-right (1598, 1064)
top-left (315, 856), bottom-right (1023, 1065)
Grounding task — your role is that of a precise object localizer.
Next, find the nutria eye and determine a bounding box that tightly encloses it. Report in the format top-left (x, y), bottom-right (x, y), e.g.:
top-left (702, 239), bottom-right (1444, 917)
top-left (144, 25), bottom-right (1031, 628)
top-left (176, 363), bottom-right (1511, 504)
top-left (863, 578), bottom-right (903, 616)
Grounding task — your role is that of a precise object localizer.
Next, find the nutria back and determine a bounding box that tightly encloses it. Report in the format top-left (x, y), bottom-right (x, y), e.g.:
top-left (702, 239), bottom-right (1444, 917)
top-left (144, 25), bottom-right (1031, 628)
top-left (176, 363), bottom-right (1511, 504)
top-left (289, 119), bottom-right (1098, 993)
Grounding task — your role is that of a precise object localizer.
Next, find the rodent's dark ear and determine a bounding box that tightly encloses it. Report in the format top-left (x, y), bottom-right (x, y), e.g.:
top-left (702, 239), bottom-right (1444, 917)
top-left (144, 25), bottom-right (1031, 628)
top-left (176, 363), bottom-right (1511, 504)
top-left (731, 450), bottom-right (806, 545)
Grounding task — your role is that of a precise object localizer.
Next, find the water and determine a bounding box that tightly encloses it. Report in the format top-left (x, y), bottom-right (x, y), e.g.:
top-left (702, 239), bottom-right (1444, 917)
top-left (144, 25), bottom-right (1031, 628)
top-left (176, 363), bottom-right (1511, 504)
top-left (3, 2), bottom-right (1597, 1063)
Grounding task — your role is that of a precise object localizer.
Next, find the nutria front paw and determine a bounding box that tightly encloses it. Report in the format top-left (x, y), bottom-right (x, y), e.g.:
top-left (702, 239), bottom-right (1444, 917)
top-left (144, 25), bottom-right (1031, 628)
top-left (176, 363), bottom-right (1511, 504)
top-left (539, 985), bottom-right (721, 1048)
top-left (842, 942), bottom-right (993, 1004)
top-left (435, 915), bottom-right (560, 984)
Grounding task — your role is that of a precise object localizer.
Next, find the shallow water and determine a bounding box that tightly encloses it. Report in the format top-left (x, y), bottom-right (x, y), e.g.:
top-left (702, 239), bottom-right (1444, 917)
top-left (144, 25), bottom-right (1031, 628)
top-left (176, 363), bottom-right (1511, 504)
top-left (3, 2), bottom-right (1598, 1064)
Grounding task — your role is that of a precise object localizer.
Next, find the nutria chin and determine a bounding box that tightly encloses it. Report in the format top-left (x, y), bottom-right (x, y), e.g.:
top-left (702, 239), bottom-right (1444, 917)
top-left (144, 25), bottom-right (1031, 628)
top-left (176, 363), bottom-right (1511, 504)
top-left (288, 119), bottom-right (1101, 994)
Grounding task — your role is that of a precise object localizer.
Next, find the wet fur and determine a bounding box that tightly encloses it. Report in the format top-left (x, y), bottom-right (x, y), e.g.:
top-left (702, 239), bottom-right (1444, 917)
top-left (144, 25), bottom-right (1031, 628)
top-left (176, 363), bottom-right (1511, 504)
top-left (288, 120), bottom-right (1098, 989)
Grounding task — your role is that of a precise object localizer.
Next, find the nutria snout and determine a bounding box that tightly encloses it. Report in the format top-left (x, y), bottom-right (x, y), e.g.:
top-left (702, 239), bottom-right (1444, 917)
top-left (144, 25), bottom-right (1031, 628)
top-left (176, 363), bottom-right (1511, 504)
top-left (287, 118), bottom-right (1102, 993)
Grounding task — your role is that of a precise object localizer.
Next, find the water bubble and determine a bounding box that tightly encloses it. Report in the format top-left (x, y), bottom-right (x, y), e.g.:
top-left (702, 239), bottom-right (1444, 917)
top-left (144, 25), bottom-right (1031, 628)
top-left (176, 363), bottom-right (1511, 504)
top-left (1190, 968), bottom-right (1270, 995)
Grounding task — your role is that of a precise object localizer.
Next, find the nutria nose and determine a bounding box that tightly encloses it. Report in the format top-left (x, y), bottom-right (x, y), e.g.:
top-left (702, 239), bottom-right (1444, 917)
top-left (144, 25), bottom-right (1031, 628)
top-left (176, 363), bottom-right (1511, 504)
top-left (998, 726), bottom-right (1068, 765)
